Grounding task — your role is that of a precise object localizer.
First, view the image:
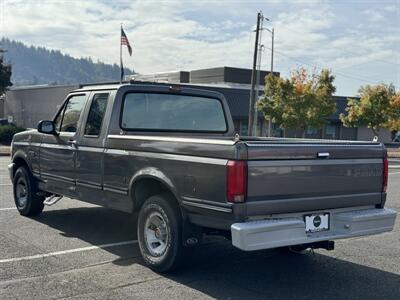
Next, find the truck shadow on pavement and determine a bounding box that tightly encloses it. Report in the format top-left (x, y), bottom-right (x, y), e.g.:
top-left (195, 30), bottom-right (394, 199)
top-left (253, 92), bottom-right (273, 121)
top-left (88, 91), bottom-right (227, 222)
top-left (35, 206), bottom-right (400, 299)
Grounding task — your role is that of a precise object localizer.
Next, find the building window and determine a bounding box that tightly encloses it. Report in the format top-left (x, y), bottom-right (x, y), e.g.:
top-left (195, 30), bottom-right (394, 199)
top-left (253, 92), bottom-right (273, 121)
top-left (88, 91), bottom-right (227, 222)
top-left (307, 126), bottom-right (318, 135)
top-left (272, 124), bottom-right (283, 137)
top-left (324, 124), bottom-right (337, 139)
top-left (240, 119), bottom-right (248, 136)
top-left (305, 126), bottom-right (321, 138)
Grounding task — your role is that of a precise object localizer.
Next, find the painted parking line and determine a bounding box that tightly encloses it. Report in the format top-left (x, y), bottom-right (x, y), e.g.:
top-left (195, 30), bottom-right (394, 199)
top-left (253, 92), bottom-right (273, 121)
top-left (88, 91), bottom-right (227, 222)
top-left (389, 171), bottom-right (400, 175)
top-left (0, 240), bottom-right (138, 264)
top-left (0, 207), bottom-right (16, 211)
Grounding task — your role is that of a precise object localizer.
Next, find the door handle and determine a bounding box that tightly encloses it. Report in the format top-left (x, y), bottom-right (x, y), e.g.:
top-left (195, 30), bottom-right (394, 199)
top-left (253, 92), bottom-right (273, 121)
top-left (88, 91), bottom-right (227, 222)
top-left (317, 152), bottom-right (330, 159)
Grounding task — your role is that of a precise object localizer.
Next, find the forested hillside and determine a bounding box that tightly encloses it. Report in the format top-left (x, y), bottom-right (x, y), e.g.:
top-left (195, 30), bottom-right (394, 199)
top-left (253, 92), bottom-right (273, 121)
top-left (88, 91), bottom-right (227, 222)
top-left (0, 38), bottom-right (134, 86)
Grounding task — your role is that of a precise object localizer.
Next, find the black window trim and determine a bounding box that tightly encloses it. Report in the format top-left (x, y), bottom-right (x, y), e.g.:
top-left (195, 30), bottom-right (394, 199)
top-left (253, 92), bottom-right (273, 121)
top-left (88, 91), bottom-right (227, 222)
top-left (83, 92), bottom-right (110, 138)
top-left (119, 91), bottom-right (229, 134)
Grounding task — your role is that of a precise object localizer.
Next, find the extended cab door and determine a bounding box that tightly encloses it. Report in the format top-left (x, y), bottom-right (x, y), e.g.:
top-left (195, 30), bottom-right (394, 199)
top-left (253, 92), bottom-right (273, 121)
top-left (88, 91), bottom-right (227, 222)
top-left (40, 93), bottom-right (88, 197)
top-left (75, 91), bottom-right (113, 205)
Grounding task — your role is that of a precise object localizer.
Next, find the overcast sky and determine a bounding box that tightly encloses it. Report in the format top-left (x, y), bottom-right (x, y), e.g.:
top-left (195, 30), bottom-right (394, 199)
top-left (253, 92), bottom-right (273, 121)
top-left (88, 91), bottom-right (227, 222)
top-left (1, 0), bottom-right (399, 95)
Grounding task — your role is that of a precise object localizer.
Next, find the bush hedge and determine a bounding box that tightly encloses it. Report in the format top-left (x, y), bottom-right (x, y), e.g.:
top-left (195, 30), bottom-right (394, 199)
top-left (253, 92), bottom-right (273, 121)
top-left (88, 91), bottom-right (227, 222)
top-left (0, 125), bottom-right (26, 144)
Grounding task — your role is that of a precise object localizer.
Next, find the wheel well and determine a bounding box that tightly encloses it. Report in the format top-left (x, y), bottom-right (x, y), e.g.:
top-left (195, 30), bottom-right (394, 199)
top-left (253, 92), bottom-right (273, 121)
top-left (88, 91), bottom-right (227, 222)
top-left (131, 178), bottom-right (178, 211)
top-left (13, 157), bottom-right (29, 176)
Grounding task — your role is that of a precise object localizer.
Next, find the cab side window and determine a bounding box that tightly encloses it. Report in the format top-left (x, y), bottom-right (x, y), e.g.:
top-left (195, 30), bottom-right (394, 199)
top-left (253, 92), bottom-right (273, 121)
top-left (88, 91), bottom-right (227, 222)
top-left (84, 93), bottom-right (109, 136)
top-left (59, 95), bottom-right (87, 133)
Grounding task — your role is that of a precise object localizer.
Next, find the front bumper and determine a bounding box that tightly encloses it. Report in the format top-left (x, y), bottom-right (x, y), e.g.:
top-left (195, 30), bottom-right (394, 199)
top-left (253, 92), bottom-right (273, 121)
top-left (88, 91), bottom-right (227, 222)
top-left (8, 163), bottom-right (15, 182)
top-left (231, 207), bottom-right (397, 251)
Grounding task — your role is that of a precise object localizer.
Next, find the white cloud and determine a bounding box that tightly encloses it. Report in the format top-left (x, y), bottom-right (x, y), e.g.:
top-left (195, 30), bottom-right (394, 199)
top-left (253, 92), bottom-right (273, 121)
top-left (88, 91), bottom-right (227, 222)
top-left (1, 0), bottom-right (399, 95)
top-left (383, 5), bottom-right (397, 12)
top-left (362, 9), bottom-right (384, 22)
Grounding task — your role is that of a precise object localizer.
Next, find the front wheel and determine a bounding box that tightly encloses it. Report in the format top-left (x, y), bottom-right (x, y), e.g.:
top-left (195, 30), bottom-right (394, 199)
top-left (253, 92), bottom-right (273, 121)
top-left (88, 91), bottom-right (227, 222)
top-left (13, 166), bottom-right (44, 216)
top-left (137, 194), bottom-right (192, 273)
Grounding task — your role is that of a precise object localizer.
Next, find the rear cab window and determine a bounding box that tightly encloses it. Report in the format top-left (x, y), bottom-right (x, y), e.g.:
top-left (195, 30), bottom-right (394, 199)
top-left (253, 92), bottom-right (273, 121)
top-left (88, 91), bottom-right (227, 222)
top-left (84, 93), bottom-right (109, 136)
top-left (120, 93), bottom-right (227, 132)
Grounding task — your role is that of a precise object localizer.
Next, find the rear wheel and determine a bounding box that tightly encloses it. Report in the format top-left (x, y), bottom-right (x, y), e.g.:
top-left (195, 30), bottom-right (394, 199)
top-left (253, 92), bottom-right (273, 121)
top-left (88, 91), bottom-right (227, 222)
top-left (13, 166), bottom-right (44, 216)
top-left (137, 194), bottom-right (193, 272)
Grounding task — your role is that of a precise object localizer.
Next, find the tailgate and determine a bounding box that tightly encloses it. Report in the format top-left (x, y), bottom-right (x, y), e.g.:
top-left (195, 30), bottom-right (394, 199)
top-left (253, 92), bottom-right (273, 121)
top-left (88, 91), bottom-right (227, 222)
top-left (244, 140), bottom-right (386, 215)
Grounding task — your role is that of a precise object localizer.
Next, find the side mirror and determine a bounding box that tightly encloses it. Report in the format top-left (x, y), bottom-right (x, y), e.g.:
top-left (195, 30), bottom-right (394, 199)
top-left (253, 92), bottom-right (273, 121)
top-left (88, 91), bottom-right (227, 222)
top-left (38, 120), bottom-right (57, 135)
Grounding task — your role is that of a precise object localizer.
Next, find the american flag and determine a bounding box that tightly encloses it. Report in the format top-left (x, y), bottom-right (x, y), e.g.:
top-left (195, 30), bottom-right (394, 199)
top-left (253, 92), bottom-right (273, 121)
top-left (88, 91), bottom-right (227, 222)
top-left (121, 27), bottom-right (132, 56)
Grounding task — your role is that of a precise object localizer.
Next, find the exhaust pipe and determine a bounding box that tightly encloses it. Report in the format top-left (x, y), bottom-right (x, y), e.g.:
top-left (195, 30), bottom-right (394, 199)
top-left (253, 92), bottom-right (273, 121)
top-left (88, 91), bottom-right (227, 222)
top-left (290, 241), bottom-right (335, 252)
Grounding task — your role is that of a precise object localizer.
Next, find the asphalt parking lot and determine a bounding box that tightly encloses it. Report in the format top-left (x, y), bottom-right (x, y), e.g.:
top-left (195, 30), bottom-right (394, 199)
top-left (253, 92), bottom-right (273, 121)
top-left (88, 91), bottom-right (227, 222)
top-left (0, 156), bottom-right (399, 299)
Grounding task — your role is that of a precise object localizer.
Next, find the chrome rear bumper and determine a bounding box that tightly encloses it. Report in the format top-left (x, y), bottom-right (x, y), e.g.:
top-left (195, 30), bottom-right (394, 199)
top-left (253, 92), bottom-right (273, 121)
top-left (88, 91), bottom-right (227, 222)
top-left (231, 208), bottom-right (397, 251)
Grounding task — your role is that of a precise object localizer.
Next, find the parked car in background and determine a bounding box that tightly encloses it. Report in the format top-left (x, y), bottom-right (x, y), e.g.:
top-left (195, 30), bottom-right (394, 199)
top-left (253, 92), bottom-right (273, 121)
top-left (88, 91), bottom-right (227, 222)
top-left (0, 118), bottom-right (10, 125)
top-left (8, 82), bottom-right (397, 272)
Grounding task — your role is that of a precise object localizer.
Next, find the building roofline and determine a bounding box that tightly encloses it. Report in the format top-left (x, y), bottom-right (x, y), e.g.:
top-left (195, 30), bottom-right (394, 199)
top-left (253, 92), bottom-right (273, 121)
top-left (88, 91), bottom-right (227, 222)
top-left (9, 84), bottom-right (78, 91)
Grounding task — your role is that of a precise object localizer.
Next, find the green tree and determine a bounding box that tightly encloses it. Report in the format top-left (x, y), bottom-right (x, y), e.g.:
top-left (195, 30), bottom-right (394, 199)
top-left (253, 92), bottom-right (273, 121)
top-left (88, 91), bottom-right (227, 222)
top-left (385, 92), bottom-right (400, 132)
top-left (340, 84), bottom-right (399, 137)
top-left (0, 52), bottom-right (12, 95)
top-left (258, 67), bottom-right (336, 137)
top-left (0, 38), bottom-right (134, 86)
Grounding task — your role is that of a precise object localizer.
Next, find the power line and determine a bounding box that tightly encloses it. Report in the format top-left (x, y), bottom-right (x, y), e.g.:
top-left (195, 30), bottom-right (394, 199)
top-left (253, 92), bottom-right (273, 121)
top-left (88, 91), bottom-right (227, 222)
top-left (266, 47), bottom-right (387, 85)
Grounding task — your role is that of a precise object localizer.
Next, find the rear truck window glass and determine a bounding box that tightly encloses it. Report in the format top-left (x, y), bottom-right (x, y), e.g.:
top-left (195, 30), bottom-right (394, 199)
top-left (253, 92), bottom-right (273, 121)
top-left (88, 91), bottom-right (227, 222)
top-left (121, 93), bottom-right (227, 132)
top-left (60, 94), bottom-right (87, 133)
top-left (84, 93), bottom-right (109, 136)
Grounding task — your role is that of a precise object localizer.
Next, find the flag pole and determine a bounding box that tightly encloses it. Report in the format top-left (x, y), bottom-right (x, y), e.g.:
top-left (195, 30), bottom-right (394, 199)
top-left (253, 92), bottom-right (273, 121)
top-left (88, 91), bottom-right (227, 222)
top-left (120, 24), bottom-right (123, 83)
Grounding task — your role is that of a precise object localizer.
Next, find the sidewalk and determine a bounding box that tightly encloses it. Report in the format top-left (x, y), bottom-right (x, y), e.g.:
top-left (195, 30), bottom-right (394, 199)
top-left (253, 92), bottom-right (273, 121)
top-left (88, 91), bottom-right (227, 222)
top-left (0, 145), bottom-right (10, 156)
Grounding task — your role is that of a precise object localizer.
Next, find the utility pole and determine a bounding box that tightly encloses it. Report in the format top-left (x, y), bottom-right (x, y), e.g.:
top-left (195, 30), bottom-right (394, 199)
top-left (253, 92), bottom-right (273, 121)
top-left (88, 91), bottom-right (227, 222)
top-left (248, 12), bottom-right (263, 136)
top-left (252, 43), bottom-right (264, 136)
top-left (267, 27), bottom-right (274, 137)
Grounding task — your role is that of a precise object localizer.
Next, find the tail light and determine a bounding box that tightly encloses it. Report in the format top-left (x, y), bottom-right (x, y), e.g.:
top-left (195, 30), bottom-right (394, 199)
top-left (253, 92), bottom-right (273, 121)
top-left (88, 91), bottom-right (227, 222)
top-left (227, 160), bottom-right (247, 203)
top-left (383, 157), bottom-right (388, 193)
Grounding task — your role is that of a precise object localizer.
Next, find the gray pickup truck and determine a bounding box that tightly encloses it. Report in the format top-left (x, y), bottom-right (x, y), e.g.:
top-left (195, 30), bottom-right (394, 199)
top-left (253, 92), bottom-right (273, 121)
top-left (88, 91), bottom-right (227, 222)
top-left (8, 82), bottom-right (397, 272)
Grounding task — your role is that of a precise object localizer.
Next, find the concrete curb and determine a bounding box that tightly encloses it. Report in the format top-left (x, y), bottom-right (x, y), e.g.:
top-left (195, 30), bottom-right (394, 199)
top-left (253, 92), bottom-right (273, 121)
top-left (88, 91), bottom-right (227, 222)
top-left (0, 146), bottom-right (10, 156)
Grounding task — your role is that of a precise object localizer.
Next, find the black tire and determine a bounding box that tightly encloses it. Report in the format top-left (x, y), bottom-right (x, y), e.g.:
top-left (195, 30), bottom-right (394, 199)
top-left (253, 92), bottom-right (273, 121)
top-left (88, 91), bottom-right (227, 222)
top-left (137, 194), bottom-right (192, 273)
top-left (13, 166), bottom-right (44, 216)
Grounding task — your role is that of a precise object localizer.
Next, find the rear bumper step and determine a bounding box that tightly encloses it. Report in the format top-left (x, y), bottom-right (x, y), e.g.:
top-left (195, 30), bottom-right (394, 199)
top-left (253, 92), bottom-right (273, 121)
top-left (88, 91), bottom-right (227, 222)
top-left (231, 208), bottom-right (397, 251)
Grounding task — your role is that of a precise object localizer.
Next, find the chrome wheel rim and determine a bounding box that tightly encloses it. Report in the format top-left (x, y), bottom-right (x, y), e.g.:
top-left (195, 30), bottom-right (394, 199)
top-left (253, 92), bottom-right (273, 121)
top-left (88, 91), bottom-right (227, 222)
top-left (16, 177), bottom-right (28, 208)
top-left (144, 212), bottom-right (169, 257)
